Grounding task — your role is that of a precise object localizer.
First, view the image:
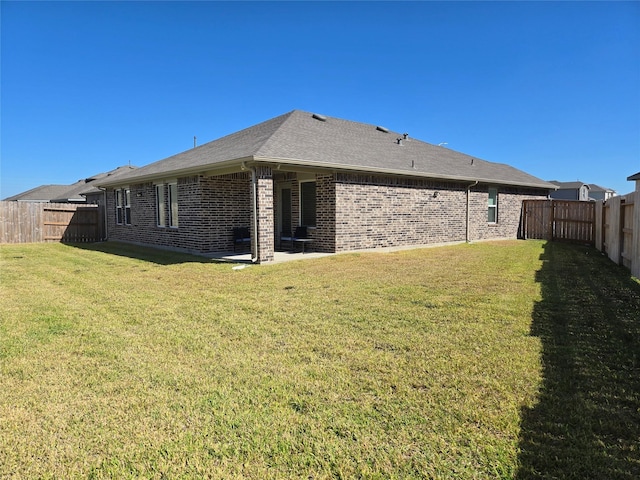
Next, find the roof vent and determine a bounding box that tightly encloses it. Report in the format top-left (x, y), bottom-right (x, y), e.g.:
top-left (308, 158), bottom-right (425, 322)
top-left (403, 133), bottom-right (409, 139)
top-left (376, 126), bottom-right (389, 133)
top-left (312, 113), bottom-right (327, 122)
top-left (396, 138), bottom-right (403, 145)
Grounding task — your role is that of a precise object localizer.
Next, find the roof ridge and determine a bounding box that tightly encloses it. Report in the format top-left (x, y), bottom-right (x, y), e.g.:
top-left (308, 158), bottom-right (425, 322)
top-left (253, 110), bottom-right (304, 156)
top-left (95, 109), bottom-right (554, 190)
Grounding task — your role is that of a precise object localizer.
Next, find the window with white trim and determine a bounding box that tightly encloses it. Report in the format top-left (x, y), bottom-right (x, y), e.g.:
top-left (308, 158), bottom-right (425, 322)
top-left (300, 181), bottom-right (316, 227)
top-left (156, 184), bottom-right (166, 227)
top-left (115, 189), bottom-right (123, 225)
top-left (124, 189), bottom-right (132, 225)
top-left (115, 188), bottom-right (131, 225)
top-left (168, 183), bottom-right (178, 227)
top-left (488, 187), bottom-right (498, 223)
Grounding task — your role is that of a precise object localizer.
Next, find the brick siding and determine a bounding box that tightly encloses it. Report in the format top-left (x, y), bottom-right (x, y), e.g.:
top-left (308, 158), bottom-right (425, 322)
top-left (315, 173), bottom-right (546, 252)
top-left (106, 169), bottom-right (547, 259)
top-left (106, 173), bottom-right (251, 254)
top-left (255, 166), bottom-right (274, 262)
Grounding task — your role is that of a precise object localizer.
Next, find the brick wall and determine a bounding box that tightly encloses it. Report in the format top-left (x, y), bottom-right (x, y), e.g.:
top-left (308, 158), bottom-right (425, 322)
top-left (315, 174), bottom-right (336, 252)
top-left (106, 169), bottom-right (547, 258)
top-left (329, 174), bottom-right (467, 251)
top-left (255, 166), bottom-right (274, 262)
top-left (326, 173), bottom-right (547, 252)
top-left (106, 173), bottom-right (251, 254)
top-left (468, 186), bottom-right (546, 241)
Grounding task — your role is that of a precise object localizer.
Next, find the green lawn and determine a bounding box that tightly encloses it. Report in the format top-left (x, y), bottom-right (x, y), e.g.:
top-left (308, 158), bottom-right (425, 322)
top-left (0, 240), bottom-right (638, 479)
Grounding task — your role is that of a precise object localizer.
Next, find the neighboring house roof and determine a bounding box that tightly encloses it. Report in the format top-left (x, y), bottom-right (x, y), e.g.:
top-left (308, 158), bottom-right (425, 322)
top-left (75, 165), bottom-right (139, 197)
top-left (548, 180), bottom-right (616, 199)
top-left (4, 184), bottom-right (75, 202)
top-left (3, 165), bottom-right (138, 202)
top-left (588, 184), bottom-right (614, 194)
top-left (548, 180), bottom-right (589, 190)
top-left (97, 110), bottom-right (555, 190)
top-left (628, 171), bottom-right (640, 181)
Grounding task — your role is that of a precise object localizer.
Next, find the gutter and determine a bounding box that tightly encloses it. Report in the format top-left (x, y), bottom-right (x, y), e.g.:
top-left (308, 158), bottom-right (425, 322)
top-left (95, 157), bottom-right (254, 189)
top-left (253, 157), bottom-right (557, 190)
top-left (241, 162), bottom-right (259, 263)
top-left (466, 181), bottom-right (479, 243)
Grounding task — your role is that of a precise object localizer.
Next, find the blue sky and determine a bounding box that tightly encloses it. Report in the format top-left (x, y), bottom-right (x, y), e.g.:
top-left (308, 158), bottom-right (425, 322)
top-left (2, 1), bottom-right (639, 199)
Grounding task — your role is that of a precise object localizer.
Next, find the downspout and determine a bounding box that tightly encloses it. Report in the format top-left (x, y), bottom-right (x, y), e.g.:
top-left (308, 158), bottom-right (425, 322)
top-left (466, 181), bottom-right (478, 243)
top-left (241, 162), bottom-right (259, 263)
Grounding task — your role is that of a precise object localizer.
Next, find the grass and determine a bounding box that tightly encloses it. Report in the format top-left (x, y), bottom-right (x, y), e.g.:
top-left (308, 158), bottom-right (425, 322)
top-left (0, 240), bottom-right (638, 479)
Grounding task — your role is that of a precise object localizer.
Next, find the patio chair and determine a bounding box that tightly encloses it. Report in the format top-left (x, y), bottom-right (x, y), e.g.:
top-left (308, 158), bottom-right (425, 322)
top-left (280, 228), bottom-right (293, 250)
top-left (292, 226), bottom-right (313, 253)
top-left (232, 227), bottom-right (251, 252)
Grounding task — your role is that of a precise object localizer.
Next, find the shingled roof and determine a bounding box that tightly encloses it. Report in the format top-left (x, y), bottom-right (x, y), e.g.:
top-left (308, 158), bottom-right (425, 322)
top-left (548, 180), bottom-right (589, 190)
top-left (3, 165), bottom-right (138, 202)
top-left (97, 110), bottom-right (554, 190)
top-left (3, 184), bottom-right (75, 202)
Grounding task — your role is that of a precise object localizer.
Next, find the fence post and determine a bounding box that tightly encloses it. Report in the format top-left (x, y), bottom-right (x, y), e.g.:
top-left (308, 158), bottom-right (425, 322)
top-left (594, 201), bottom-right (603, 251)
top-left (606, 196), bottom-right (621, 265)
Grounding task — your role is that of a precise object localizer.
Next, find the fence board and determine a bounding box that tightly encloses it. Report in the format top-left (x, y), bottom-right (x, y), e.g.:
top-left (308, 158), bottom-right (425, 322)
top-left (620, 195), bottom-right (635, 270)
top-left (633, 191), bottom-right (640, 279)
top-left (0, 202), bottom-right (100, 244)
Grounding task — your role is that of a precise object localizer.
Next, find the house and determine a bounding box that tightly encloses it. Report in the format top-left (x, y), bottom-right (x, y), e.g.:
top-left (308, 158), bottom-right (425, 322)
top-left (548, 180), bottom-right (616, 201)
top-left (587, 184), bottom-right (616, 201)
top-left (96, 110), bottom-right (554, 263)
top-left (628, 171), bottom-right (640, 192)
top-left (548, 181), bottom-right (591, 201)
top-left (3, 165), bottom-right (137, 204)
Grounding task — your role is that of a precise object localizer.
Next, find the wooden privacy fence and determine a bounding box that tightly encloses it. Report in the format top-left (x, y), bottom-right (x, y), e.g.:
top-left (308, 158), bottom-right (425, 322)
top-left (521, 199), bottom-right (595, 244)
top-left (521, 194), bottom-right (640, 279)
top-left (596, 191), bottom-right (640, 279)
top-left (0, 201), bottom-right (102, 244)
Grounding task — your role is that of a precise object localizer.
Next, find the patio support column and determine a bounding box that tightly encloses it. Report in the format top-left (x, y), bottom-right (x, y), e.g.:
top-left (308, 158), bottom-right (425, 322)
top-left (255, 166), bottom-right (274, 263)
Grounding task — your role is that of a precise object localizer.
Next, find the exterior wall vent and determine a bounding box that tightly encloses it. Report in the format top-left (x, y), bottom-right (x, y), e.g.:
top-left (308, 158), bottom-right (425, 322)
top-left (376, 126), bottom-right (389, 133)
top-left (312, 113), bottom-right (327, 122)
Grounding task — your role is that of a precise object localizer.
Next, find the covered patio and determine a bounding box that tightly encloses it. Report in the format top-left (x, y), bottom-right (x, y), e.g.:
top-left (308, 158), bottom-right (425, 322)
top-left (204, 249), bottom-right (333, 264)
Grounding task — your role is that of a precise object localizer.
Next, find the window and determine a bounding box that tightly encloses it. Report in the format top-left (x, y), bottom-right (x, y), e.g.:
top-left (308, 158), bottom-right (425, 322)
top-left (300, 181), bottom-right (316, 227)
top-left (124, 189), bottom-right (132, 225)
top-left (488, 187), bottom-right (498, 223)
top-left (168, 183), bottom-right (178, 227)
top-left (156, 184), bottom-right (166, 227)
top-left (115, 189), bottom-right (123, 225)
top-left (115, 188), bottom-right (131, 225)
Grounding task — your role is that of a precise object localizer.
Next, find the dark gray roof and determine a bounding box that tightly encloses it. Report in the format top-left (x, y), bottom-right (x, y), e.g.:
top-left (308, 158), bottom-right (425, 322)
top-left (98, 110), bottom-right (555, 189)
top-left (73, 165), bottom-right (139, 197)
top-left (628, 171), bottom-right (640, 181)
top-left (549, 180), bottom-right (589, 190)
top-left (587, 184), bottom-right (614, 193)
top-left (3, 165), bottom-right (138, 202)
top-left (3, 185), bottom-right (74, 202)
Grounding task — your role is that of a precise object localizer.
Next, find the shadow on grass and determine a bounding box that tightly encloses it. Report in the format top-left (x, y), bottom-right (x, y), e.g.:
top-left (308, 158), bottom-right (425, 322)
top-left (517, 242), bottom-right (640, 479)
top-left (68, 241), bottom-right (221, 265)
